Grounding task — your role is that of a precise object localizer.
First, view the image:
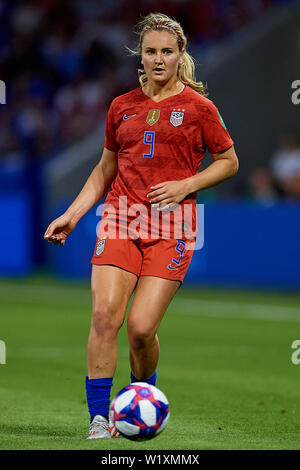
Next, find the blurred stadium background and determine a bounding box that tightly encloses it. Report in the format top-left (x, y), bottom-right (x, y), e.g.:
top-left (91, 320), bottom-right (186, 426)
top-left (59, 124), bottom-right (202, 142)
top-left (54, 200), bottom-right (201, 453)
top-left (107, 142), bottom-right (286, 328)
top-left (1, 0), bottom-right (300, 289)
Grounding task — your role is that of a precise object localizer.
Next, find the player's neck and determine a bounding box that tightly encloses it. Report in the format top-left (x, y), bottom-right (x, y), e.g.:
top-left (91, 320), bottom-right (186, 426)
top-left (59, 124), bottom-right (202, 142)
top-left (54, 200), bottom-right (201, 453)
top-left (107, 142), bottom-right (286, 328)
top-left (142, 79), bottom-right (185, 102)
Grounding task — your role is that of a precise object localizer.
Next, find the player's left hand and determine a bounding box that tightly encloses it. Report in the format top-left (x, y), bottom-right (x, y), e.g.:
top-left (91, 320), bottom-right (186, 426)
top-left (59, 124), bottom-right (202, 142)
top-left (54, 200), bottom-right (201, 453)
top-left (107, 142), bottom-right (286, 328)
top-left (147, 180), bottom-right (188, 212)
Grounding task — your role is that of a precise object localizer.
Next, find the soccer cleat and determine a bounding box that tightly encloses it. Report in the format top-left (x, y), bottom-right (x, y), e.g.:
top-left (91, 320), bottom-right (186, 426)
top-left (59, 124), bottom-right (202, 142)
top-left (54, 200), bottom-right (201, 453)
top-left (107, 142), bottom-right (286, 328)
top-left (108, 411), bottom-right (121, 437)
top-left (87, 415), bottom-right (111, 439)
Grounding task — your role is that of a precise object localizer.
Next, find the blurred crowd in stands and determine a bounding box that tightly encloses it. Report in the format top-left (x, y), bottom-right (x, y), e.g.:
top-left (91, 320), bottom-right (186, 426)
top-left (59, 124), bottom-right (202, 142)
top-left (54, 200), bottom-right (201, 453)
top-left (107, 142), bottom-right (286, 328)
top-left (248, 131), bottom-right (300, 203)
top-left (0, 0), bottom-right (299, 200)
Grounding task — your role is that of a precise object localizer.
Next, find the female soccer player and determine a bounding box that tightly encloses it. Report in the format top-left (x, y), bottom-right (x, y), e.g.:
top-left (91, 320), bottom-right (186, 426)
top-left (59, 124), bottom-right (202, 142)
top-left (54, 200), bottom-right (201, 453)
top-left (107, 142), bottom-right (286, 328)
top-left (44, 13), bottom-right (238, 439)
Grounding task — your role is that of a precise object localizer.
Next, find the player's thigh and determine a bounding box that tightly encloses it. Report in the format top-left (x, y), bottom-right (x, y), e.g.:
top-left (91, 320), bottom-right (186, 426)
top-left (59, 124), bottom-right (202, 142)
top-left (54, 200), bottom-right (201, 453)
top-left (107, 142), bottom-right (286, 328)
top-left (127, 275), bottom-right (180, 341)
top-left (91, 265), bottom-right (137, 330)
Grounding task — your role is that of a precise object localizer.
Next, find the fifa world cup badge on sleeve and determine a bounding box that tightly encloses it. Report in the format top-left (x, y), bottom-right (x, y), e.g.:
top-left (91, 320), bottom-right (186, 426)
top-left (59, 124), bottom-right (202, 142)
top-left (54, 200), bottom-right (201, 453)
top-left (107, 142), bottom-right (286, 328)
top-left (96, 239), bottom-right (105, 256)
top-left (170, 109), bottom-right (184, 127)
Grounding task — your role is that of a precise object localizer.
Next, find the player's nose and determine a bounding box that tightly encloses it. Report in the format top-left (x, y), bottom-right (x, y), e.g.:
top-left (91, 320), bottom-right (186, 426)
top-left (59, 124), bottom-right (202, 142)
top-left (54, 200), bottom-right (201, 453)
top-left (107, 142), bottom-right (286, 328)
top-left (154, 53), bottom-right (163, 63)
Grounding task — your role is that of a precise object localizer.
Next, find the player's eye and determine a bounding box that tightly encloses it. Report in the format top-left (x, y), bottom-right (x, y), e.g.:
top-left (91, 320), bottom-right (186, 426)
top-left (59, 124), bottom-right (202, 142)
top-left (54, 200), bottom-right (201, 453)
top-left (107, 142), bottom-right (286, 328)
top-left (163, 49), bottom-right (172, 54)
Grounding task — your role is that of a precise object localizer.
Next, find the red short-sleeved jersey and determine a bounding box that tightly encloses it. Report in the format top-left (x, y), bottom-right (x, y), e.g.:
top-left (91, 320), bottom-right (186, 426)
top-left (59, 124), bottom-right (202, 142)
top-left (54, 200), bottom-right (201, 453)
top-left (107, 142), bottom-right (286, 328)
top-left (100, 85), bottom-right (234, 240)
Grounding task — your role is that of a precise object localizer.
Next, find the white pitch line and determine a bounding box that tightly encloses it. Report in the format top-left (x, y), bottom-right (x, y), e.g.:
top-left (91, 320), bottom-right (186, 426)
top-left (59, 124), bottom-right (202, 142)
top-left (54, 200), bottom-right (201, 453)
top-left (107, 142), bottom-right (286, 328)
top-left (170, 298), bottom-right (300, 323)
top-left (1, 282), bottom-right (300, 323)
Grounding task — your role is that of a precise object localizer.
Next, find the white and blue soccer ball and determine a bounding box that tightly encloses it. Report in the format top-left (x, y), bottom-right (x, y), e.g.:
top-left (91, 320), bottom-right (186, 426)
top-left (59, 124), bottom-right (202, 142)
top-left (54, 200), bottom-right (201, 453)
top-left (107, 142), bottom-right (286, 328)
top-left (111, 382), bottom-right (170, 440)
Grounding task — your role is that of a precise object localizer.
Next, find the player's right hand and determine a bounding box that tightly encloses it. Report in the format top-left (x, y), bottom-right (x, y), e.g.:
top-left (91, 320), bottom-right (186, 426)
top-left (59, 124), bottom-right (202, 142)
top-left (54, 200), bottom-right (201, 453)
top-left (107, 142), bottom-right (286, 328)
top-left (44, 213), bottom-right (77, 246)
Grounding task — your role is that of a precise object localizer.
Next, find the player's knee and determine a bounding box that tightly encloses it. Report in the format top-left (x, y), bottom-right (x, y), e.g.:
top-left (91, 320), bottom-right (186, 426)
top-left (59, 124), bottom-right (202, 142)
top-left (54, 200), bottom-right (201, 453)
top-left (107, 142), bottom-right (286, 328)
top-left (128, 324), bottom-right (155, 350)
top-left (91, 303), bottom-right (124, 338)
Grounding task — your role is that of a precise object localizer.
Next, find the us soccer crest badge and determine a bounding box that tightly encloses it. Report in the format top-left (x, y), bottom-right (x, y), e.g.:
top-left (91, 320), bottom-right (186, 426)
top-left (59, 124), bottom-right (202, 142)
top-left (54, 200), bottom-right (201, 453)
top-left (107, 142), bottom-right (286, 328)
top-left (146, 109), bottom-right (160, 126)
top-left (170, 109), bottom-right (185, 127)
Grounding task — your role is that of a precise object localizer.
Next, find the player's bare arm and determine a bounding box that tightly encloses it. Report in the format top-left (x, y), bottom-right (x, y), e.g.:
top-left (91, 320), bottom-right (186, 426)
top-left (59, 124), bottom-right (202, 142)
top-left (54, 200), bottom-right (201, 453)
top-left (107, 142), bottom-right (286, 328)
top-left (184, 145), bottom-right (239, 193)
top-left (44, 148), bottom-right (117, 245)
top-left (147, 145), bottom-right (239, 209)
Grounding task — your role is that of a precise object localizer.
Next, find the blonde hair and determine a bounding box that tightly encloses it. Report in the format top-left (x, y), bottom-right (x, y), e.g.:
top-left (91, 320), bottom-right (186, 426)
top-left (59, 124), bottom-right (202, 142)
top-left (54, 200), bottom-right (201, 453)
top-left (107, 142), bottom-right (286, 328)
top-left (128, 12), bottom-right (207, 96)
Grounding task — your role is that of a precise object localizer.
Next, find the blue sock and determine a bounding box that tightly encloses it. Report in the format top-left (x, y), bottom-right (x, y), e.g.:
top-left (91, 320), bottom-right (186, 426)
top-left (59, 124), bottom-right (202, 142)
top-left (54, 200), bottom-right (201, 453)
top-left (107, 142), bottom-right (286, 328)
top-left (85, 376), bottom-right (113, 422)
top-left (130, 371), bottom-right (157, 386)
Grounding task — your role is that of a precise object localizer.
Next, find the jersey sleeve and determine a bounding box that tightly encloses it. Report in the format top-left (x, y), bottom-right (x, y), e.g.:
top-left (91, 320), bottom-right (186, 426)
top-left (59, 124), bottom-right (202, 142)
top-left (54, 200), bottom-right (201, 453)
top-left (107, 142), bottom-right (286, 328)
top-left (104, 100), bottom-right (120, 152)
top-left (200, 100), bottom-right (234, 154)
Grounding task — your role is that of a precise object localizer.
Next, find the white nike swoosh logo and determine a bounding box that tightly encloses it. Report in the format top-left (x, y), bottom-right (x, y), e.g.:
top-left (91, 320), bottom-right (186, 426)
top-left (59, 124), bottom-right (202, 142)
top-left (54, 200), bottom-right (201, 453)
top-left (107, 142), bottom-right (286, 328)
top-left (123, 114), bottom-right (136, 120)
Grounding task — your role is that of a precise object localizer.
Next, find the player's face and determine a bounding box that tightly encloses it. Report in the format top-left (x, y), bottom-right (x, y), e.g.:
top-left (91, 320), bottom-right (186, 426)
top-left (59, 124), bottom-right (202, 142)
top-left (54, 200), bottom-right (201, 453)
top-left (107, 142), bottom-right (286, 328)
top-left (141, 30), bottom-right (183, 85)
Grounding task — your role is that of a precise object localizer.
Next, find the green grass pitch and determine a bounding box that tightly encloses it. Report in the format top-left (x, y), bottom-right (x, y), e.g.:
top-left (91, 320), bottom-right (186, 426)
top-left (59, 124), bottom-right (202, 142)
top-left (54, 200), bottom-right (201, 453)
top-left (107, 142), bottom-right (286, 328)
top-left (1, 276), bottom-right (300, 450)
